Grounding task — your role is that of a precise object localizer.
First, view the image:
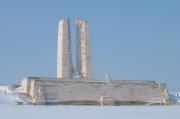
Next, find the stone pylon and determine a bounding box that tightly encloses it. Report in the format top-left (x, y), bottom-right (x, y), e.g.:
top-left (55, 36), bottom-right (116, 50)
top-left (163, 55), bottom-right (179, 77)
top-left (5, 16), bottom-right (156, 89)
top-left (57, 18), bottom-right (74, 79)
top-left (76, 18), bottom-right (92, 80)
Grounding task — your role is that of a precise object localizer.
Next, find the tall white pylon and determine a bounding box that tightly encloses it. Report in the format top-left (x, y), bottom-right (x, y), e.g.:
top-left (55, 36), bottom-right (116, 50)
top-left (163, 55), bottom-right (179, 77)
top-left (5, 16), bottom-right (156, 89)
top-left (76, 18), bottom-right (92, 80)
top-left (57, 18), bottom-right (74, 79)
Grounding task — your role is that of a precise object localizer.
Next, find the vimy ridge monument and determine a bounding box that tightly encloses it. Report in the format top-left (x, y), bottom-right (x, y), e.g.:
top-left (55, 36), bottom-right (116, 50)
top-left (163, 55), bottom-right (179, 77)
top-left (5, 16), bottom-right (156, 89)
top-left (20, 18), bottom-right (170, 105)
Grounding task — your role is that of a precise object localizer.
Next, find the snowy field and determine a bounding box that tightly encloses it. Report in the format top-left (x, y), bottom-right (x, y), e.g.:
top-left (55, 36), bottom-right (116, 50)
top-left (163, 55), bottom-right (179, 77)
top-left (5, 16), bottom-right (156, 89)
top-left (0, 105), bottom-right (180, 119)
top-left (1, 85), bottom-right (180, 119)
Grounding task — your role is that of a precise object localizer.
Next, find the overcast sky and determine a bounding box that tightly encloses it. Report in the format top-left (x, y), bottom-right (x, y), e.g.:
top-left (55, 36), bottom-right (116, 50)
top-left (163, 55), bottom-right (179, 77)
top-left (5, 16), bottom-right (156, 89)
top-left (0, 0), bottom-right (179, 91)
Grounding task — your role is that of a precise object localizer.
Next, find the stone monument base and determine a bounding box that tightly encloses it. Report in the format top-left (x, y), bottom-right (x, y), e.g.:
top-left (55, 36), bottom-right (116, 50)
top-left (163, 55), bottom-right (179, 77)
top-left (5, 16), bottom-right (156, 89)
top-left (21, 77), bottom-right (170, 105)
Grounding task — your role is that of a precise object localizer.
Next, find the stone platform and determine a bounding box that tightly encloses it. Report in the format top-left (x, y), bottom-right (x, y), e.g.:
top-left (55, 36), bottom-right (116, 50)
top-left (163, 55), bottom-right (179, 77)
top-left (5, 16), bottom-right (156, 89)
top-left (21, 77), bottom-right (170, 105)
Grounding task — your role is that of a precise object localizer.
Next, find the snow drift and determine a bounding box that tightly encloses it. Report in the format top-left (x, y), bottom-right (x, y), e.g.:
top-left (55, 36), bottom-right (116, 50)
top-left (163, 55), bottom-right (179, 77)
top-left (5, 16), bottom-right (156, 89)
top-left (0, 85), bottom-right (28, 105)
top-left (169, 92), bottom-right (180, 104)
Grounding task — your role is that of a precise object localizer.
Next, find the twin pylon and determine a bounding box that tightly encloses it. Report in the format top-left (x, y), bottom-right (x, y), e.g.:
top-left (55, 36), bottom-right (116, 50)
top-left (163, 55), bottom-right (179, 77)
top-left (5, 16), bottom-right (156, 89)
top-left (57, 18), bottom-right (92, 80)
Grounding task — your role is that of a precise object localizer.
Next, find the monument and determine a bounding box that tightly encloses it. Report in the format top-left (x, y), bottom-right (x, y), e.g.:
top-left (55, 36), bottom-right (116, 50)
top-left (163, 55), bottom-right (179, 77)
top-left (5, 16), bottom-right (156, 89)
top-left (20, 18), bottom-right (170, 105)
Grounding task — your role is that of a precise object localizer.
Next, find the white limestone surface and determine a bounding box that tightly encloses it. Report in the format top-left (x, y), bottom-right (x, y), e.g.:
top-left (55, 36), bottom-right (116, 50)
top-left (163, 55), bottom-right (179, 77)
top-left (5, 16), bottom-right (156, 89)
top-left (57, 18), bottom-right (73, 79)
top-left (76, 18), bottom-right (92, 80)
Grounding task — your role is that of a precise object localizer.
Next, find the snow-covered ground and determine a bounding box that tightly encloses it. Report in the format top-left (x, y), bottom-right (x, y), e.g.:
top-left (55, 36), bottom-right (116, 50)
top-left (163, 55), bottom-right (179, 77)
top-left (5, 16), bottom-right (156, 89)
top-left (169, 92), bottom-right (180, 104)
top-left (0, 85), bottom-right (28, 105)
top-left (0, 105), bottom-right (180, 119)
top-left (0, 85), bottom-right (17, 104)
top-left (0, 85), bottom-right (180, 119)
